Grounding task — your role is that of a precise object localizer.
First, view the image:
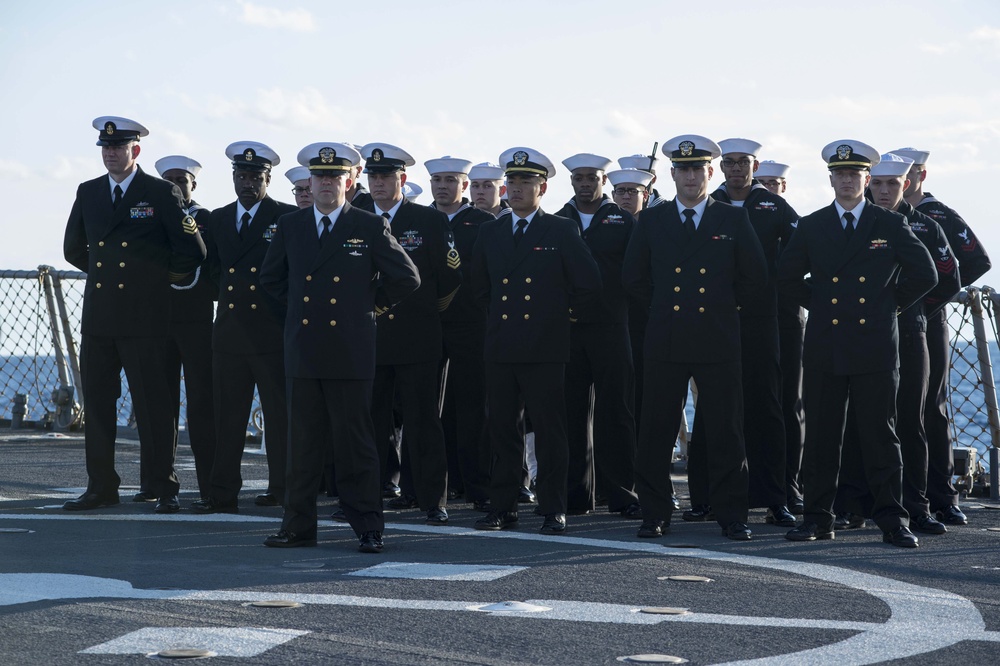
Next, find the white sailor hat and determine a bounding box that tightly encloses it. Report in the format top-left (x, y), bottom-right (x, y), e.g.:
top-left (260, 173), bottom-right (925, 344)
top-left (499, 147), bottom-right (556, 179)
top-left (285, 166), bottom-right (312, 184)
top-left (562, 153), bottom-right (613, 173)
top-left (403, 181), bottom-right (423, 201)
top-left (618, 154), bottom-right (659, 173)
top-left (226, 141), bottom-right (280, 171)
top-left (821, 140), bottom-right (880, 170)
top-left (360, 142), bottom-right (415, 173)
top-left (718, 138), bottom-right (763, 157)
top-left (468, 162), bottom-right (505, 181)
top-left (606, 168), bottom-right (654, 189)
top-left (93, 116), bottom-right (148, 146)
top-left (892, 147), bottom-right (930, 165)
top-left (154, 155), bottom-right (201, 179)
top-left (662, 135), bottom-right (722, 165)
top-left (424, 156), bottom-right (474, 175)
top-left (297, 142), bottom-right (361, 174)
top-left (755, 160), bottom-right (790, 179)
top-left (870, 153), bottom-right (914, 177)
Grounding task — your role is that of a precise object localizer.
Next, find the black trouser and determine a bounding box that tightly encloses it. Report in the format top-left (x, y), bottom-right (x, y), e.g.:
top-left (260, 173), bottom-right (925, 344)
top-left (924, 310), bottom-right (959, 510)
top-left (565, 322), bottom-right (638, 512)
top-left (627, 298), bottom-right (649, 433)
top-left (210, 350), bottom-right (287, 503)
top-left (80, 334), bottom-right (179, 498)
top-left (373, 362), bottom-right (448, 511)
top-left (801, 367), bottom-right (908, 533)
top-left (439, 320), bottom-right (490, 503)
top-left (779, 324), bottom-right (805, 505)
top-left (688, 318), bottom-right (785, 509)
top-left (164, 321), bottom-right (215, 498)
top-left (486, 362), bottom-right (568, 515)
top-left (282, 377), bottom-right (383, 538)
top-left (637, 359), bottom-right (749, 527)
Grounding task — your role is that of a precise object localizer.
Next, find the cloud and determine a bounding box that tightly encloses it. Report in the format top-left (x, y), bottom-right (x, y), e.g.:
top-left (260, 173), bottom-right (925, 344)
top-left (236, 1), bottom-right (315, 32)
top-left (971, 25), bottom-right (1000, 42)
top-left (0, 159), bottom-right (32, 179)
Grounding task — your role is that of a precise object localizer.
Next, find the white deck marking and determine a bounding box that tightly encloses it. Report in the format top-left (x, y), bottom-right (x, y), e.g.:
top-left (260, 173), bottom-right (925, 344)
top-left (79, 627), bottom-right (307, 657)
top-left (348, 561), bottom-right (526, 581)
top-left (1, 518), bottom-right (999, 664)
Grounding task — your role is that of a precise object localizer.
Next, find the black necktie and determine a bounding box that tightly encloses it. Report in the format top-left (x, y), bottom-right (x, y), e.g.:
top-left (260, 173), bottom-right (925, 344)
top-left (844, 211), bottom-right (855, 239)
top-left (381, 211), bottom-right (391, 222)
top-left (682, 208), bottom-right (696, 238)
top-left (239, 212), bottom-right (251, 240)
top-left (513, 218), bottom-right (528, 246)
top-left (319, 215), bottom-right (332, 246)
top-left (113, 184), bottom-right (123, 210)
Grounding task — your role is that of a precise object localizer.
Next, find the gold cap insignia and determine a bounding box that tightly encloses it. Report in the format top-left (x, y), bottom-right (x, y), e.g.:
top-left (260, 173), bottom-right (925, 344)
top-left (319, 147), bottom-right (336, 164)
top-left (372, 148), bottom-right (383, 162)
top-left (513, 150), bottom-right (529, 166)
top-left (105, 121), bottom-right (116, 135)
top-left (836, 144), bottom-right (852, 160)
top-left (679, 141), bottom-right (695, 157)
top-left (244, 148), bottom-right (256, 162)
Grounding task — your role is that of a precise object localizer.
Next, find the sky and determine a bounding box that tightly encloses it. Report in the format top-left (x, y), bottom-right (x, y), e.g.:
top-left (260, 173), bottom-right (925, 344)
top-left (2, 0), bottom-right (999, 284)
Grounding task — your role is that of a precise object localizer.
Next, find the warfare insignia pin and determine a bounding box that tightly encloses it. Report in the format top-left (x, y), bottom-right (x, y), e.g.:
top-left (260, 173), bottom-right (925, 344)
top-left (836, 145), bottom-right (852, 160)
top-left (244, 148), bottom-right (256, 162)
top-left (263, 223), bottom-right (277, 242)
top-left (513, 151), bottom-right (529, 166)
top-left (679, 141), bottom-right (695, 156)
top-left (372, 149), bottom-right (383, 162)
top-left (319, 147), bottom-right (336, 164)
top-left (105, 121), bottom-right (116, 134)
top-left (347, 238), bottom-right (364, 244)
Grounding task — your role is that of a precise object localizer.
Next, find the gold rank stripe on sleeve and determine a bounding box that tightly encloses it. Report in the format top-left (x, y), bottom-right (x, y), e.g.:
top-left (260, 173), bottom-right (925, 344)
top-left (437, 287), bottom-right (460, 312)
top-left (446, 248), bottom-right (461, 270)
top-left (181, 215), bottom-right (199, 235)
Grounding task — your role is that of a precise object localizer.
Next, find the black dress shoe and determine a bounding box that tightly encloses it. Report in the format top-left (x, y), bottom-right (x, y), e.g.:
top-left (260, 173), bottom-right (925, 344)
top-left (447, 487), bottom-right (463, 501)
top-left (671, 495), bottom-right (681, 511)
top-left (619, 502), bottom-right (643, 519)
top-left (518, 486), bottom-right (537, 504)
top-left (765, 505), bottom-right (797, 527)
top-left (833, 512), bottom-right (865, 530)
top-left (936, 505), bottom-right (968, 525)
top-left (475, 511), bottom-right (518, 531)
top-left (264, 529), bottom-right (317, 548)
top-left (330, 509), bottom-right (348, 523)
top-left (472, 499), bottom-right (492, 512)
top-left (540, 513), bottom-right (567, 534)
top-left (254, 493), bottom-right (280, 507)
top-left (637, 519), bottom-right (667, 538)
top-left (358, 530), bottom-right (384, 553)
top-left (788, 498), bottom-right (805, 515)
top-left (132, 490), bottom-right (157, 503)
top-left (190, 498), bottom-right (238, 514)
top-left (912, 513), bottom-right (947, 534)
top-left (682, 504), bottom-right (713, 522)
top-left (426, 507), bottom-right (449, 525)
top-left (387, 495), bottom-right (418, 509)
top-left (63, 491), bottom-right (120, 511)
top-left (382, 483), bottom-right (402, 499)
top-left (723, 521), bottom-right (752, 541)
top-left (883, 525), bottom-right (919, 548)
top-left (786, 522), bottom-right (834, 542)
top-left (154, 496), bottom-right (180, 514)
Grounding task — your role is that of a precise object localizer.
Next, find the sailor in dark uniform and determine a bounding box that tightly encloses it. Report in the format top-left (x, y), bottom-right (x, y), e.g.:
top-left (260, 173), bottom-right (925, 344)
top-left (895, 147), bottom-right (992, 527)
top-left (779, 140), bottom-right (938, 548)
top-left (260, 142), bottom-right (419, 552)
top-left (153, 155), bottom-right (216, 503)
top-left (835, 152), bottom-right (961, 535)
top-left (608, 168), bottom-right (653, 217)
top-left (623, 134), bottom-right (768, 541)
top-left (192, 142), bottom-right (297, 513)
top-left (469, 162), bottom-right (508, 217)
top-left (618, 153), bottom-right (668, 208)
top-left (63, 116), bottom-right (206, 513)
top-left (358, 142), bottom-right (461, 525)
top-left (285, 166), bottom-right (313, 209)
top-left (471, 147), bottom-right (602, 535)
top-left (684, 139), bottom-right (798, 528)
top-left (755, 160), bottom-right (789, 197)
top-left (555, 153), bottom-right (640, 518)
top-left (425, 156), bottom-right (495, 509)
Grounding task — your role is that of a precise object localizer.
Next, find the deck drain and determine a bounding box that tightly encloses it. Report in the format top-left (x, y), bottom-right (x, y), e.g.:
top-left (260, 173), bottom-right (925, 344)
top-left (471, 601), bottom-right (551, 612)
top-left (246, 600), bottom-right (303, 608)
top-left (638, 607), bottom-right (690, 615)
top-left (658, 575), bottom-right (713, 583)
top-left (616, 654), bottom-right (687, 663)
top-left (152, 648), bottom-right (216, 659)
top-left (0, 528), bottom-right (32, 534)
